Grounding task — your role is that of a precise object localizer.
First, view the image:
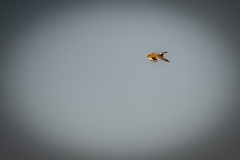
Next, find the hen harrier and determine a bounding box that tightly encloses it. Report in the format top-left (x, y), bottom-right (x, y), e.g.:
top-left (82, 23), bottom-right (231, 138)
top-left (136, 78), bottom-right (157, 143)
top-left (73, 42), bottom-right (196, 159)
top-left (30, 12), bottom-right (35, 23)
top-left (146, 51), bottom-right (169, 62)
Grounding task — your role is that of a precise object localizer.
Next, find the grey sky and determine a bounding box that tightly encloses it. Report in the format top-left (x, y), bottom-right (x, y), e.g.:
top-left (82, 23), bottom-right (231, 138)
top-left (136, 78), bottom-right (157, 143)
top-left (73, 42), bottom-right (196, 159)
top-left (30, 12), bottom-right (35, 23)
top-left (2, 1), bottom-right (240, 159)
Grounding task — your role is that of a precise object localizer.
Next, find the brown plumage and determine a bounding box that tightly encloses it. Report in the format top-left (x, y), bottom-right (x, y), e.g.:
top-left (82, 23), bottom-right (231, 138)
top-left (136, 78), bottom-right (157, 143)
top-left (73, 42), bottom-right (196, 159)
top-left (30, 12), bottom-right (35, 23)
top-left (146, 51), bottom-right (169, 62)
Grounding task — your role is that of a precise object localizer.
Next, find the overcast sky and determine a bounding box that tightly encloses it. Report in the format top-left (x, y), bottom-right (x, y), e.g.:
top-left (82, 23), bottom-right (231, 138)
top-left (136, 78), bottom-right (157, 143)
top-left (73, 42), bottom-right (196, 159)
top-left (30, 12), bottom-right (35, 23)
top-left (1, 1), bottom-right (240, 160)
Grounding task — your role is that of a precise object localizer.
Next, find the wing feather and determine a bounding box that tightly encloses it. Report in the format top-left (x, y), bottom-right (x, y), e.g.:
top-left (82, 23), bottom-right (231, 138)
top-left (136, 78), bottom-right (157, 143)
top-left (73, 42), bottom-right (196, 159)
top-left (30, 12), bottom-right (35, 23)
top-left (160, 51), bottom-right (167, 55)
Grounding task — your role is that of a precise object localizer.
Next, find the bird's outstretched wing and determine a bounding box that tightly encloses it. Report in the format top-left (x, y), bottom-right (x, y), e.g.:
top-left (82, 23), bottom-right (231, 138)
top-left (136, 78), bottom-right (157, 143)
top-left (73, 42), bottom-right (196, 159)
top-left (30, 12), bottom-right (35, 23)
top-left (160, 51), bottom-right (167, 55)
top-left (161, 57), bottom-right (169, 62)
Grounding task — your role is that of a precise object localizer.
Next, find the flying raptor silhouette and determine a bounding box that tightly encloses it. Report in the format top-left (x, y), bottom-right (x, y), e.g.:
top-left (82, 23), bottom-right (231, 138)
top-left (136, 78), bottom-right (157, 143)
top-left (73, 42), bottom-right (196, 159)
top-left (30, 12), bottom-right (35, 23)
top-left (146, 51), bottom-right (169, 62)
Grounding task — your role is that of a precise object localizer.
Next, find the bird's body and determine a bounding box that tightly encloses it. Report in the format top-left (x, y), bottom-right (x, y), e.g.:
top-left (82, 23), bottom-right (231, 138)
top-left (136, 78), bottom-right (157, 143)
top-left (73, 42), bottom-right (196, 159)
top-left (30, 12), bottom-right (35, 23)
top-left (146, 52), bottom-right (169, 62)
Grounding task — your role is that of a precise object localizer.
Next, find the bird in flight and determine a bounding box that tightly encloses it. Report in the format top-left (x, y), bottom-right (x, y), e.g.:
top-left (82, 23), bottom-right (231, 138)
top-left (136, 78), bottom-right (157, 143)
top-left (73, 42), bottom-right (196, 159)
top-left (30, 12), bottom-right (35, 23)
top-left (146, 51), bottom-right (169, 62)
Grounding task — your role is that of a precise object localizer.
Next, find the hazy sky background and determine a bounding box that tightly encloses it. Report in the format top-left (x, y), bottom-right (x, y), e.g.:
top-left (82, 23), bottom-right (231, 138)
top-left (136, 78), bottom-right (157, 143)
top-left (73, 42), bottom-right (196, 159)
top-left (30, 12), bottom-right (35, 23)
top-left (1, 1), bottom-right (240, 160)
